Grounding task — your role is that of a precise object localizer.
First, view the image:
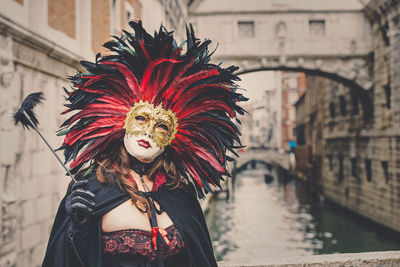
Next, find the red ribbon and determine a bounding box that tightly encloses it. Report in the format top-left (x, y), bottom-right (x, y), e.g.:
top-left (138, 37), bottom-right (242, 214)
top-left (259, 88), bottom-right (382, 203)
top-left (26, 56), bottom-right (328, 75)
top-left (151, 227), bottom-right (170, 250)
top-left (152, 227), bottom-right (159, 250)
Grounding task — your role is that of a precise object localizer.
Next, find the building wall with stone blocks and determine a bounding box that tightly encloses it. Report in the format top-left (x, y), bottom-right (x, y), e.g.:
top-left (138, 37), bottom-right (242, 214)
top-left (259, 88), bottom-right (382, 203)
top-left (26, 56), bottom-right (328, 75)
top-left (295, 75), bottom-right (325, 195)
top-left (322, 0), bottom-right (400, 233)
top-left (0, 31), bottom-right (76, 267)
top-left (322, 0), bottom-right (400, 230)
top-left (0, 0), bottom-right (189, 266)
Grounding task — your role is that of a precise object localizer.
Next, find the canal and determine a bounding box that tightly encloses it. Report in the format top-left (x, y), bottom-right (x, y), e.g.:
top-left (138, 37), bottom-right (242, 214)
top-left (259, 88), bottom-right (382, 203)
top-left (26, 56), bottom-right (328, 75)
top-left (205, 166), bottom-right (400, 263)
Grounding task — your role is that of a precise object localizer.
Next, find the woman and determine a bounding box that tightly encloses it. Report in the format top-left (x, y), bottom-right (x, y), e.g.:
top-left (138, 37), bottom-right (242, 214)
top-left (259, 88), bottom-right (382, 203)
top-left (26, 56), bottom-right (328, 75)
top-left (42, 21), bottom-right (247, 267)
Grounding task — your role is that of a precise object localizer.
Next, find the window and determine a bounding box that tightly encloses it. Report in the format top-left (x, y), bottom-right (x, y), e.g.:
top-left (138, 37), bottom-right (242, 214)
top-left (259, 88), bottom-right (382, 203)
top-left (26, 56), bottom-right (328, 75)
top-left (338, 155), bottom-right (344, 182)
top-left (365, 159), bottom-right (372, 182)
top-left (339, 95), bottom-right (347, 116)
top-left (238, 21), bottom-right (255, 38)
top-left (328, 155), bottom-right (333, 170)
top-left (276, 21), bottom-right (287, 37)
top-left (329, 102), bottom-right (335, 118)
top-left (351, 157), bottom-right (357, 177)
top-left (296, 125), bottom-right (305, 145)
top-left (309, 20), bottom-right (325, 36)
top-left (384, 79), bottom-right (391, 109)
top-left (381, 161), bottom-right (389, 184)
top-left (351, 92), bottom-right (359, 115)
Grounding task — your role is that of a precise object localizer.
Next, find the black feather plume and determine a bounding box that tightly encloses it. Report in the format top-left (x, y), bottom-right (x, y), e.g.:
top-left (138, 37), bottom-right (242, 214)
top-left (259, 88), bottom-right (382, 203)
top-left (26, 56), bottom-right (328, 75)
top-left (13, 92), bottom-right (45, 129)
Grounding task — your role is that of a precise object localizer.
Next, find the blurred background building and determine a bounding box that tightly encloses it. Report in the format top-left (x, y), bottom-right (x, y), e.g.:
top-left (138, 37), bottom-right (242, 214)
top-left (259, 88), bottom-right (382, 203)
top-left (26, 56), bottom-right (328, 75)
top-left (281, 72), bottom-right (306, 151)
top-left (1, 0), bottom-right (400, 266)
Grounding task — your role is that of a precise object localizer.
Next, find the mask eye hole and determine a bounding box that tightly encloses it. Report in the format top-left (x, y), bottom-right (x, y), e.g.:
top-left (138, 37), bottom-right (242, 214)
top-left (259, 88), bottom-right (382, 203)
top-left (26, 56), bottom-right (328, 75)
top-left (135, 115), bottom-right (146, 122)
top-left (157, 124), bottom-right (169, 132)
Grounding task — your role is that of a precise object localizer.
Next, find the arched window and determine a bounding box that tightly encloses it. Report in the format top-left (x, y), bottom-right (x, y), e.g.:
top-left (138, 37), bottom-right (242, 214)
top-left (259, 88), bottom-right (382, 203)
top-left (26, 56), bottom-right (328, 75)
top-left (276, 21), bottom-right (287, 38)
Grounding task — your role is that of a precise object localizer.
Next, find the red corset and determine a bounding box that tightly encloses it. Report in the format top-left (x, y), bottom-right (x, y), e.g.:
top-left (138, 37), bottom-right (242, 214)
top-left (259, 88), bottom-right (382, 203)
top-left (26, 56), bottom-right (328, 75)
top-left (102, 225), bottom-right (185, 260)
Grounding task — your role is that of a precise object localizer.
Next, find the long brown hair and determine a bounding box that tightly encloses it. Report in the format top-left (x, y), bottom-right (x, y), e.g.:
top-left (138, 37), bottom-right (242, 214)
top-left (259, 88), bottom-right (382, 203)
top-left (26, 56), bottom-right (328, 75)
top-left (94, 142), bottom-right (185, 213)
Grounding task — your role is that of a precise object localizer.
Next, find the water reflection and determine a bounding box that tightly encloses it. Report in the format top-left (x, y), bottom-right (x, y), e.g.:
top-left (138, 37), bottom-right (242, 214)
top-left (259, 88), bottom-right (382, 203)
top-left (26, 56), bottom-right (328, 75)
top-left (205, 167), bottom-right (400, 262)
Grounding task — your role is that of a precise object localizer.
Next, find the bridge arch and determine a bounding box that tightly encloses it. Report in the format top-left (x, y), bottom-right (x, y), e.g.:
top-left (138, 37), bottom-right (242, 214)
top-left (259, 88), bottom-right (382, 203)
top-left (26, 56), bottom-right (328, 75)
top-left (234, 63), bottom-right (374, 121)
top-left (235, 158), bottom-right (274, 172)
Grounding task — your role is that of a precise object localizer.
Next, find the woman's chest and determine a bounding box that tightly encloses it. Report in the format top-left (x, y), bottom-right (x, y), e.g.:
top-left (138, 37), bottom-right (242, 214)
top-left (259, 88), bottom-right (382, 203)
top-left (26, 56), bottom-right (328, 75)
top-left (101, 199), bottom-right (173, 232)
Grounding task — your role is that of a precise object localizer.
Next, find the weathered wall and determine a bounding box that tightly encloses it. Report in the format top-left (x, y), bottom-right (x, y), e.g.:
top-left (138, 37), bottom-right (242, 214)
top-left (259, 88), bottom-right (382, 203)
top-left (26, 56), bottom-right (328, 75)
top-left (321, 0), bottom-right (400, 233)
top-left (295, 75), bottom-right (325, 196)
top-left (0, 0), bottom-right (189, 266)
top-left (0, 28), bottom-right (77, 267)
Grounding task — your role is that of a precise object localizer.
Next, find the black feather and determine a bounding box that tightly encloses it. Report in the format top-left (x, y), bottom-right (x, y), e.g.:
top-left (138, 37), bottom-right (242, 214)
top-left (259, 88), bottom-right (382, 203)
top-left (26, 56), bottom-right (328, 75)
top-left (13, 92), bottom-right (45, 129)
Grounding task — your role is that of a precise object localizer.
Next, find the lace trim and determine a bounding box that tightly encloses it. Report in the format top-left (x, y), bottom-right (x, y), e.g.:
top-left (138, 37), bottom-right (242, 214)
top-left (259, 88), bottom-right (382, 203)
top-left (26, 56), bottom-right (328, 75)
top-left (102, 225), bottom-right (184, 259)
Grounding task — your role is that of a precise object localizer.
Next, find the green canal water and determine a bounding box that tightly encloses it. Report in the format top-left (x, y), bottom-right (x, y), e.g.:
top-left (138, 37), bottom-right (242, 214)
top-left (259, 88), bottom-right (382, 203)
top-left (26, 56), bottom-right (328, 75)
top-left (205, 168), bottom-right (400, 262)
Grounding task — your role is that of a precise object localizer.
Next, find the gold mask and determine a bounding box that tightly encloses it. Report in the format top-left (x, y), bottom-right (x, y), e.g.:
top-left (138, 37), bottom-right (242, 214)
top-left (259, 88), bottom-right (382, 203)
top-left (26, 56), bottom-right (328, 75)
top-left (123, 100), bottom-right (178, 148)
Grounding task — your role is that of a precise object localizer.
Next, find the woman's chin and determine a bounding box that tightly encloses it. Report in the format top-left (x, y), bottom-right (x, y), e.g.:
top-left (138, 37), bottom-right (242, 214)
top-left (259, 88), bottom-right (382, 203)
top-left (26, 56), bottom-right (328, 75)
top-left (135, 156), bottom-right (154, 163)
top-left (128, 148), bottom-right (158, 163)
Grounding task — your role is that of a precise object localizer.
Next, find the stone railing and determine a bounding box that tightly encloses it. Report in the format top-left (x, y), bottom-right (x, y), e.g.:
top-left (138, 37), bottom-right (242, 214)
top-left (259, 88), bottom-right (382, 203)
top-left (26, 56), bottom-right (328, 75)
top-left (218, 251), bottom-right (400, 267)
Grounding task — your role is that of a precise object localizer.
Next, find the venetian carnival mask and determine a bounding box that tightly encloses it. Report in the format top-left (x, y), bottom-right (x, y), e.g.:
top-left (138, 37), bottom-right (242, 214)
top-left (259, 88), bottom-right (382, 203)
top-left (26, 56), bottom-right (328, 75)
top-left (123, 100), bottom-right (178, 162)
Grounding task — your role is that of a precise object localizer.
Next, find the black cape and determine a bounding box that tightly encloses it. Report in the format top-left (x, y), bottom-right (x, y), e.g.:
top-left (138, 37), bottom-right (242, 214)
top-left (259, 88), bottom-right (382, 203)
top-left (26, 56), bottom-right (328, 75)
top-left (42, 174), bottom-right (217, 267)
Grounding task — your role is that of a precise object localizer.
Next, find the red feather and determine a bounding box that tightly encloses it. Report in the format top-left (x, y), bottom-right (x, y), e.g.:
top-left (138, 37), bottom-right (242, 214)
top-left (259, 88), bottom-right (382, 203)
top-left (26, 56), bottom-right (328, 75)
top-left (171, 84), bottom-right (231, 107)
top-left (140, 40), bottom-right (152, 62)
top-left (190, 144), bottom-right (225, 173)
top-left (140, 58), bottom-right (182, 101)
top-left (67, 109), bottom-right (124, 127)
top-left (177, 100), bottom-right (234, 119)
top-left (100, 61), bottom-right (141, 98)
top-left (183, 161), bottom-right (203, 188)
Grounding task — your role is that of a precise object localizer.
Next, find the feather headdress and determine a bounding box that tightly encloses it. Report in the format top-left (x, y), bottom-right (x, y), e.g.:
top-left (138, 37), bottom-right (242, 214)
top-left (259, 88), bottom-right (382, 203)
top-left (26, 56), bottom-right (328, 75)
top-left (58, 21), bottom-right (247, 197)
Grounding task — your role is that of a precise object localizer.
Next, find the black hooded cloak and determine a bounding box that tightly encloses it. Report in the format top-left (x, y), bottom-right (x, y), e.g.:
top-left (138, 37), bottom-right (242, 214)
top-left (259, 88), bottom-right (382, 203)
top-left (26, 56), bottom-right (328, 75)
top-left (42, 173), bottom-right (217, 267)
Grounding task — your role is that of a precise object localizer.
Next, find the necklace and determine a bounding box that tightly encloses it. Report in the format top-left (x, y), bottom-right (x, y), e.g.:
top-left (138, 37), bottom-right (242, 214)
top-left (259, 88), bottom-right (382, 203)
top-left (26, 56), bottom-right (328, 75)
top-left (129, 155), bottom-right (153, 177)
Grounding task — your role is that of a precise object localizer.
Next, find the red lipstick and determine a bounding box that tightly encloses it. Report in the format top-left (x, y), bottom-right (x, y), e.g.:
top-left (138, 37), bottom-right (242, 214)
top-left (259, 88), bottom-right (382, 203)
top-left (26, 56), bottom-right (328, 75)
top-left (138, 139), bottom-right (151, 148)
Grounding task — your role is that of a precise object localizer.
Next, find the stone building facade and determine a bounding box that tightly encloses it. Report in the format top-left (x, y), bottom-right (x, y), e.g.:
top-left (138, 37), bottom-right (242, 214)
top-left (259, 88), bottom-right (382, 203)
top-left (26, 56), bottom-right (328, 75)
top-left (0, 0), bottom-right (188, 266)
top-left (321, 0), bottom-right (400, 233)
top-left (295, 75), bottom-right (326, 198)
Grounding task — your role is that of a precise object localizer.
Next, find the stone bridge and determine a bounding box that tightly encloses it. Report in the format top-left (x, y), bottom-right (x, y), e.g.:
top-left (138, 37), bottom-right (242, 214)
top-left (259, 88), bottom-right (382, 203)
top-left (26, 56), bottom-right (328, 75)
top-left (189, 0), bottom-right (374, 118)
top-left (233, 149), bottom-right (290, 171)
